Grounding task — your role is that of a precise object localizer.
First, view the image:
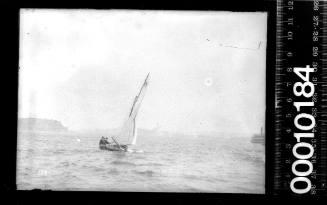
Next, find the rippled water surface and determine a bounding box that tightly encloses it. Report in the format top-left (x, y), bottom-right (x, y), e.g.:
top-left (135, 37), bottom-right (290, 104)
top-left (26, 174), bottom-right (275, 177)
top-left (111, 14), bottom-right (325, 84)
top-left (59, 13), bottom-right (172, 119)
top-left (17, 131), bottom-right (264, 193)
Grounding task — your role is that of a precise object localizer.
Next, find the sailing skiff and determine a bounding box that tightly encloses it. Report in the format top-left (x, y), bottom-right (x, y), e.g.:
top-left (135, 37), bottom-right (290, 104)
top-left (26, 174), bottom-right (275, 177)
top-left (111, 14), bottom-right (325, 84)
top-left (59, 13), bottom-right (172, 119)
top-left (99, 73), bottom-right (150, 152)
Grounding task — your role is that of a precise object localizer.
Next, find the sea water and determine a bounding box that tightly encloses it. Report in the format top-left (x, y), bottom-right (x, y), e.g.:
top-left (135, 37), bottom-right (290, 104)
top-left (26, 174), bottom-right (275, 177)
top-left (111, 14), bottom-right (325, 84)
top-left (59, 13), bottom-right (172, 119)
top-left (16, 131), bottom-right (265, 193)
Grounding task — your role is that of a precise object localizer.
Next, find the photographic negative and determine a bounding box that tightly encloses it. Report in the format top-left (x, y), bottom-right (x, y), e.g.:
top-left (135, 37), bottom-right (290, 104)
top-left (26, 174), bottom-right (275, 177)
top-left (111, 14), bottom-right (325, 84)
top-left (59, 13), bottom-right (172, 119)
top-left (17, 10), bottom-right (267, 193)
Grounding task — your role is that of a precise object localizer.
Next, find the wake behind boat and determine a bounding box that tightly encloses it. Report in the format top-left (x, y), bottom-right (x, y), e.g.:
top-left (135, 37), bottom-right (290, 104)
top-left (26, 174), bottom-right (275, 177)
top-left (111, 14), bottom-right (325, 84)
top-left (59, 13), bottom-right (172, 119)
top-left (99, 73), bottom-right (150, 152)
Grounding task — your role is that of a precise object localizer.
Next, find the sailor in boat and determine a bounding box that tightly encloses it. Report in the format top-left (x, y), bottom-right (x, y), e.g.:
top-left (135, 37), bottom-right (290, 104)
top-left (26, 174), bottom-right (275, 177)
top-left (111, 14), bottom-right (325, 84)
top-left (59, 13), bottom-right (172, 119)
top-left (99, 136), bottom-right (108, 149)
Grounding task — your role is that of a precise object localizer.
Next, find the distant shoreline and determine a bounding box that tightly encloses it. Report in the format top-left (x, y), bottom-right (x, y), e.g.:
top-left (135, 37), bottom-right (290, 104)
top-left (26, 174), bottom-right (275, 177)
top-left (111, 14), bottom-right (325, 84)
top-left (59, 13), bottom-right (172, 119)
top-left (18, 118), bottom-right (69, 132)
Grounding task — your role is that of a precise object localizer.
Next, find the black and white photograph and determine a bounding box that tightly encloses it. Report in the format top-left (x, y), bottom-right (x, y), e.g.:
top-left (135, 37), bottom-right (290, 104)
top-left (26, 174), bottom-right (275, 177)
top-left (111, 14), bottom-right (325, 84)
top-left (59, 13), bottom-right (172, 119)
top-left (17, 9), bottom-right (267, 193)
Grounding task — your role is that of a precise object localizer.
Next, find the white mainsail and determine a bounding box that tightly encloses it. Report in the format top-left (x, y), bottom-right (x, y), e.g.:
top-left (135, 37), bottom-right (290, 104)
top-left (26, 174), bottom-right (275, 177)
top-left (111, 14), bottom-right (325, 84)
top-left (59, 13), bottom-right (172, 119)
top-left (131, 119), bottom-right (137, 145)
top-left (118, 73), bottom-right (149, 145)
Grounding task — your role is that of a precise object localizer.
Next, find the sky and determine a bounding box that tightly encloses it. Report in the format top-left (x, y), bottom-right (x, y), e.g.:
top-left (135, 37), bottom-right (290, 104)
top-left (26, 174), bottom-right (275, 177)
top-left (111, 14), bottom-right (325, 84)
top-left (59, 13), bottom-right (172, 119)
top-left (19, 9), bottom-right (267, 135)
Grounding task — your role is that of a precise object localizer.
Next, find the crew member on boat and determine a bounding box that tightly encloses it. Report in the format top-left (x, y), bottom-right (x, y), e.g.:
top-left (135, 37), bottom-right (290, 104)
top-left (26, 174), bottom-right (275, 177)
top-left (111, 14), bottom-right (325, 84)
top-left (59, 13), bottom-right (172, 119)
top-left (99, 136), bottom-right (110, 149)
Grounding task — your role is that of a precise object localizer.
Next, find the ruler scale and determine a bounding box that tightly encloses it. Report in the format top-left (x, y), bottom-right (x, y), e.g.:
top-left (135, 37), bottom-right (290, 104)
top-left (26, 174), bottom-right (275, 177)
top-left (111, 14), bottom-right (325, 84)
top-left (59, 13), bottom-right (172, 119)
top-left (274, 0), bottom-right (327, 195)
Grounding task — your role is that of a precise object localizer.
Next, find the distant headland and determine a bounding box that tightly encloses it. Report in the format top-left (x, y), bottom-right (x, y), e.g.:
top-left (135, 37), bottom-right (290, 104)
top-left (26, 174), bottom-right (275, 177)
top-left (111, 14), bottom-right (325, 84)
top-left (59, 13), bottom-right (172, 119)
top-left (18, 118), bottom-right (68, 132)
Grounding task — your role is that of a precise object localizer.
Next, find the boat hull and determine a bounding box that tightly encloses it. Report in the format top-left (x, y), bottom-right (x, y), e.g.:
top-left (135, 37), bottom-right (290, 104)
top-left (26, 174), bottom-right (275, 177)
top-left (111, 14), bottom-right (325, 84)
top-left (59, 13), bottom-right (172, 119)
top-left (99, 144), bottom-right (128, 152)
